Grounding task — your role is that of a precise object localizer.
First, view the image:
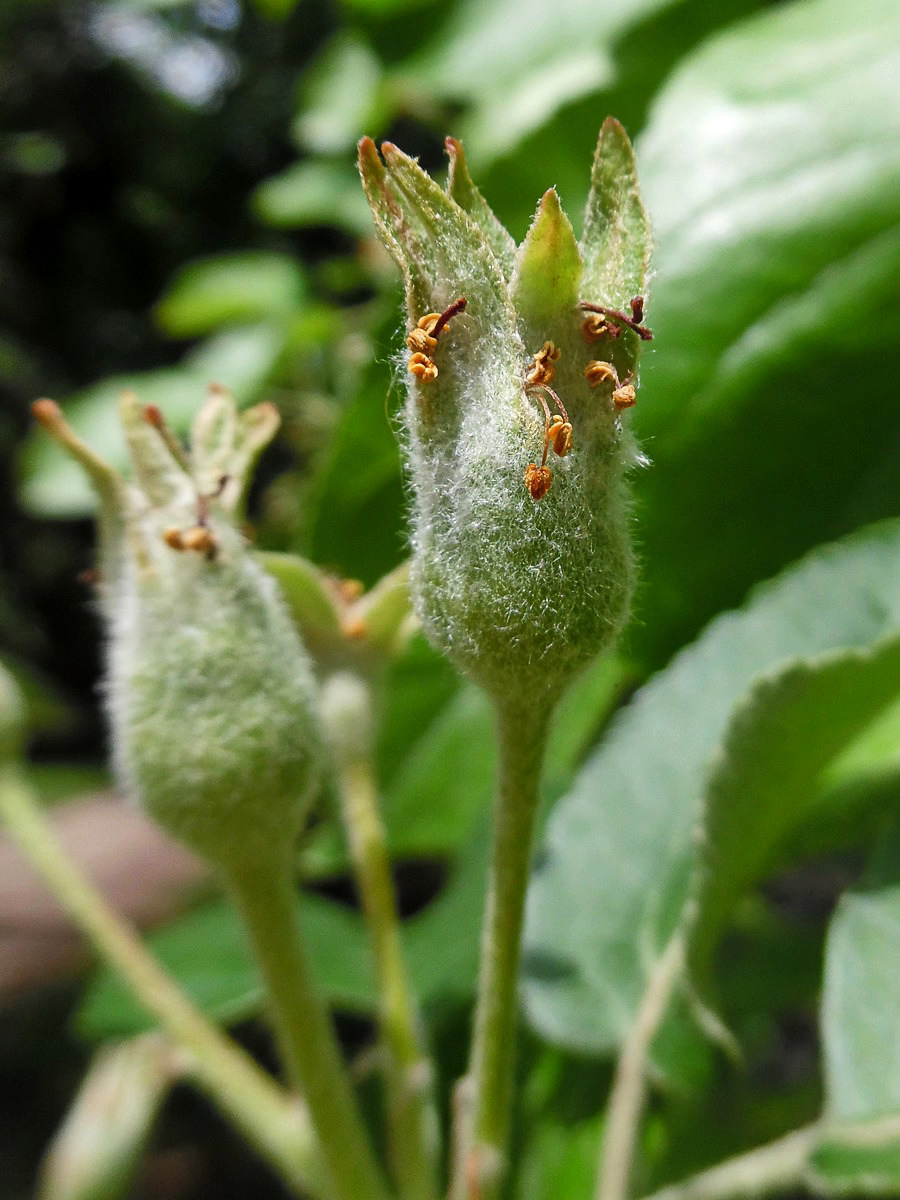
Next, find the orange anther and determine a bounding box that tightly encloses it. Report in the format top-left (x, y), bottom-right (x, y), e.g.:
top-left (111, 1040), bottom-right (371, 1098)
top-left (408, 352), bottom-right (438, 382)
top-left (548, 415), bottom-right (573, 457)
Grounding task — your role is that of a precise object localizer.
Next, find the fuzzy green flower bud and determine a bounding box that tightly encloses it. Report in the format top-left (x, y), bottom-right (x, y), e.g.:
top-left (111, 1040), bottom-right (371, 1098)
top-left (33, 389), bottom-right (322, 870)
top-left (358, 119), bottom-right (652, 704)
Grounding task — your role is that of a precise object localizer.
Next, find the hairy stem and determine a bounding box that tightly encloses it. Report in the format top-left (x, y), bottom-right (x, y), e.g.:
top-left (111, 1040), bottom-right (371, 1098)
top-left (338, 754), bottom-right (440, 1200)
top-left (638, 1124), bottom-right (819, 1200)
top-left (226, 857), bottom-right (392, 1200)
top-left (597, 930), bottom-right (686, 1200)
top-left (0, 765), bottom-right (327, 1198)
top-left (452, 700), bottom-right (551, 1200)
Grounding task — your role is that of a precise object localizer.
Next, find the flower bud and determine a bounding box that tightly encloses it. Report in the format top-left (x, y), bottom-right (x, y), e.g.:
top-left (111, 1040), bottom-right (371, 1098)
top-left (358, 120), bottom-right (652, 703)
top-left (34, 388), bottom-right (322, 869)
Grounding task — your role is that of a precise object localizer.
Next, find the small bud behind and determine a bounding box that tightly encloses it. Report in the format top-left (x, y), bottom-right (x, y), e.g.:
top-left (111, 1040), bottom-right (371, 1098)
top-left (36, 390), bottom-right (323, 870)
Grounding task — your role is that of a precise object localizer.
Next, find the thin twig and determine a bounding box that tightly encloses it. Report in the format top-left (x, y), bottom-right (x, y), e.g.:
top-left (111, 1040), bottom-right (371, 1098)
top-left (637, 1125), bottom-right (819, 1200)
top-left (0, 765), bottom-right (327, 1198)
top-left (596, 930), bottom-right (686, 1200)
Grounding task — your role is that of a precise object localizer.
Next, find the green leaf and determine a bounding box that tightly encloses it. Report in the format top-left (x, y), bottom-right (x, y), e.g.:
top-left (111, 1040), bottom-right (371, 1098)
top-left (811, 824), bottom-right (900, 1192)
top-left (808, 1121), bottom-right (900, 1198)
top-left (822, 826), bottom-right (900, 1124)
top-left (689, 636), bottom-right (900, 988)
top-left (523, 520), bottom-right (900, 1055)
top-left (0, 661), bottom-right (25, 765)
top-left (253, 159), bottom-right (373, 235)
top-left (631, 0), bottom-right (900, 666)
top-left (580, 117), bottom-right (651, 308)
top-left (251, 0), bottom-right (300, 18)
top-left (155, 252), bottom-right (306, 337)
top-left (292, 33), bottom-right (385, 155)
top-left (393, 0), bottom-right (679, 157)
top-left (182, 324), bottom-right (287, 397)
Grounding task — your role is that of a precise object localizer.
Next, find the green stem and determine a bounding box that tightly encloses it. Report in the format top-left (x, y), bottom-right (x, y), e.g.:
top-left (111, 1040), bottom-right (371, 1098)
top-left (452, 700), bottom-right (551, 1200)
top-left (596, 930), bottom-right (686, 1200)
top-left (0, 765), bottom-right (327, 1198)
top-left (637, 1124), bottom-right (819, 1200)
top-left (338, 755), bottom-right (440, 1200)
top-left (227, 856), bottom-right (393, 1200)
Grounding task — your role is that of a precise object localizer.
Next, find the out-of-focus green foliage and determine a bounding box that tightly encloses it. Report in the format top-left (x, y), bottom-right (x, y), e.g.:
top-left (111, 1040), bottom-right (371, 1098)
top-left (4, 0), bottom-right (900, 1193)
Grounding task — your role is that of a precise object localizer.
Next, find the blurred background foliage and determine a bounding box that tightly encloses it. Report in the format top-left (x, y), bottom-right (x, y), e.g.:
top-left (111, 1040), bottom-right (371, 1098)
top-left (2, 0), bottom-right (900, 1196)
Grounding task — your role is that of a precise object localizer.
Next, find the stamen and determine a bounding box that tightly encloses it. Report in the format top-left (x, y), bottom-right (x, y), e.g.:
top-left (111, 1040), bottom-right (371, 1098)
top-left (584, 360), bottom-right (638, 410)
top-left (524, 463), bottom-right (552, 500)
top-left (580, 314), bottom-right (622, 343)
top-left (181, 526), bottom-right (217, 556)
top-left (406, 327), bottom-right (437, 354)
top-left (526, 340), bottom-right (561, 388)
top-left (584, 360), bottom-right (620, 388)
top-left (579, 299), bottom-right (653, 340)
top-left (526, 380), bottom-right (573, 465)
top-left (429, 296), bottom-right (467, 338)
top-left (613, 383), bottom-right (637, 411)
top-left (408, 352), bottom-right (438, 382)
top-left (533, 382), bottom-right (569, 425)
top-left (406, 298), bottom-right (466, 379)
top-left (547, 415), bottom-right (573, 457)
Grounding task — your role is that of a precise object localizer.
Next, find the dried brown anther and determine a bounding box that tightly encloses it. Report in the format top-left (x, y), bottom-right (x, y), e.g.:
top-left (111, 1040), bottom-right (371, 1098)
top-left (584, 360), bottom-right (620, 388)
top-left (524, 463), bottom-right (552, 500)
top-left (613, 383), bottom-right (637, 411)
top-left (579, 298), bottom-right (653, 341)
top-left (526, 340), bottom-right (561, 388)
top-left (429, 296), bottom-right (467, 338)
top-left (580, 314), bottom-right (622, 343)
top-left (584, 360), bottom-right (637, 410)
